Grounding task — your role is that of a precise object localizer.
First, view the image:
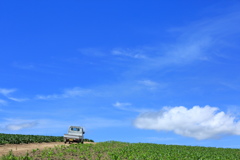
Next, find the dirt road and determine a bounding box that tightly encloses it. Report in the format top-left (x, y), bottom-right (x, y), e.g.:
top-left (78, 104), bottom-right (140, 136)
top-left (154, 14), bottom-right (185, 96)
top-left (0, 142), bottom-right (94, 157)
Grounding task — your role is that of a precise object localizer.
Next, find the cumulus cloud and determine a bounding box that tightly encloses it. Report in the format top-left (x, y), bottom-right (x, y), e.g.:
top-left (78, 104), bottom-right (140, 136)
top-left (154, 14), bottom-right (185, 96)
top-left (36, 87), bottom-right (91, 100)
top-left (134, 105), bottom-right (240, 140)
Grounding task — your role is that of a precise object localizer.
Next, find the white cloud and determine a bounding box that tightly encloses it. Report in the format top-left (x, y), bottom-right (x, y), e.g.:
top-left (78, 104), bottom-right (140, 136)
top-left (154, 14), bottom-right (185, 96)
top-left (134, 105), bottom-right (240, 140)
top-left (36, 87), bottom-right (91, 100)
top-left (0, 88), bottom-right (16, 96)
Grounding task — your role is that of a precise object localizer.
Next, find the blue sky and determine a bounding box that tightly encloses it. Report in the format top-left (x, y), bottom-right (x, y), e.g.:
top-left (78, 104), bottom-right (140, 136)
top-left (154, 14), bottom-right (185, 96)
top-left (1, 0), bottom-right (240, 148)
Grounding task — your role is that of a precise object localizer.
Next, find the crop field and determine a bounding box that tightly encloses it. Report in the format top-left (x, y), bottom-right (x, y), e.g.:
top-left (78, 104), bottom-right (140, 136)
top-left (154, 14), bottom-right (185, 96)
top-left (0, 133), bottom-right (94, 145)
top-left (1, 141), bottom-right (240, 160)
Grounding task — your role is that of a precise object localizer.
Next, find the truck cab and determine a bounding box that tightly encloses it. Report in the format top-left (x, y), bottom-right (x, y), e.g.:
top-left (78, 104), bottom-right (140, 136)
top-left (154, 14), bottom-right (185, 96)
top-left (63, 126), bottom-right (85, 144)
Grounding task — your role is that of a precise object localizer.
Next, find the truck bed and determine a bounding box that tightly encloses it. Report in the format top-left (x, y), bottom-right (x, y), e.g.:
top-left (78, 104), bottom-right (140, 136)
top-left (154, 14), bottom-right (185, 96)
top-left (64, 134), bottom-right (82, 139)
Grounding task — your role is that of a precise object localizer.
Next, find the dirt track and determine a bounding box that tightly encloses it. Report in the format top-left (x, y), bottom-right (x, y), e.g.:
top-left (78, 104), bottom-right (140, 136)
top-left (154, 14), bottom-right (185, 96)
top-left (0, 142), bottom-right (95, 157)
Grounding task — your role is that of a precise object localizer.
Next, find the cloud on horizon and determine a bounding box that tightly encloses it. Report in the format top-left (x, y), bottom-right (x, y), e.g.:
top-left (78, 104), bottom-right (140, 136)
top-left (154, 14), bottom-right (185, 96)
top-left (6, 122), bottom-right (38, 131)
top-left (134, 105), bottom-right (240, 140)
top-left (0, 119), bottom-right (38, 131)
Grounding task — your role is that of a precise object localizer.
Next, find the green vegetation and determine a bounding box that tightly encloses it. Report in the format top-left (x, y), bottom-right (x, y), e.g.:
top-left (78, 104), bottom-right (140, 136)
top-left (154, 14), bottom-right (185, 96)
top-left (0, 133), bottom-right (94, 145)
top-left (1, 141), bottom-right (240, 160)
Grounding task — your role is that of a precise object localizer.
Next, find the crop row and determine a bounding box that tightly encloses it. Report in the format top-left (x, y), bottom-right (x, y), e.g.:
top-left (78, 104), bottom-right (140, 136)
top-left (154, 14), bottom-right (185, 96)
top-left (0, 133), bottom-right (93, 145)
top-left (1, 141), bottom-right (240, 159)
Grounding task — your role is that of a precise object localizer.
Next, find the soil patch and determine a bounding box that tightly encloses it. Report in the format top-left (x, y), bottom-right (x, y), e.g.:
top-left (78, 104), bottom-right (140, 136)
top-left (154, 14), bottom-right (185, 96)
top-left (0, 142), bottom-right (95, 157)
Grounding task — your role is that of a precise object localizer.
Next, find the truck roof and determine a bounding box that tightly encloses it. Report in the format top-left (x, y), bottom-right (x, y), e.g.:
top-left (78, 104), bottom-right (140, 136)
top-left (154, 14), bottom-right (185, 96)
top-left (69, 126), bottom-right (83, 128)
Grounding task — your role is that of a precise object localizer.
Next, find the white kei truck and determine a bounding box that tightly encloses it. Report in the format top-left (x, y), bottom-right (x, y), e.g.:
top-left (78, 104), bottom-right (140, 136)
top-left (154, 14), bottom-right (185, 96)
top-left (63, 126), bottom-right (85, 144)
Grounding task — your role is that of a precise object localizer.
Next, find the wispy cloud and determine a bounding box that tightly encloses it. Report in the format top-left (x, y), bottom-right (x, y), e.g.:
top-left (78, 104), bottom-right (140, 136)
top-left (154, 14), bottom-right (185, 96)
top-left (108, 10), bottom-right (240, 77)
top-left (0, 88), bottom-right (16, 96)
top-left (0, 119), bottom-right (38, 131)
top-left (6, 122), bottom-right (38, 131)
top-left (12, 62), bottom-right (35, 70)
top-left (134, 105), bottom-right (240, 140)
top-left (76, 10), bottom-right (240, 77)
top-left (138, 80), bottom-right (160, 90)
top-left (8, 97), bottom-right (28, 102)
top-left (0, 117), bottom-right (127, 133)
top-left (163, 11), bottom-right (240, 63)
top-left (0, 88), bottom-right (28, 103)
top-left (112, 48), bottom-right (147, 59)
top-left (78, 48), bottom-right (106, 57)
top-left (113, 101), bottom-right (132, 111)
top-left (0, 99), bottom-right (7, 105)
top-left (35, 87), bottom-right (92, 100)
top-left (220, 81), bottom-right (240, 91)
top-left (113, 101), bottom-right (150, 113)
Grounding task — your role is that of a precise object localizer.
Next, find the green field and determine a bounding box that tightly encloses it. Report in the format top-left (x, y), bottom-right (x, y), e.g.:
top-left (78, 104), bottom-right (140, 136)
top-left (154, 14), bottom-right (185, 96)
top-left (0, 133), bottom-right (94, 145)
top-left (1, 141), bottom-right (240, 160)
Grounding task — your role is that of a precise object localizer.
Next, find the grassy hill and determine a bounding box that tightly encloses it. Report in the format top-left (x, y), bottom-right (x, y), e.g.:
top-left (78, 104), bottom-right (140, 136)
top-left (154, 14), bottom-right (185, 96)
top-left (1, 141), bottom-right (240, 159)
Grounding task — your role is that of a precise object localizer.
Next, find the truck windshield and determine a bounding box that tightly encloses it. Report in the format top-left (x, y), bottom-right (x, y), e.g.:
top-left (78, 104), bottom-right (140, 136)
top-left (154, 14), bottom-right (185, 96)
top-left (71, 127), bottom-right (81, 131)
